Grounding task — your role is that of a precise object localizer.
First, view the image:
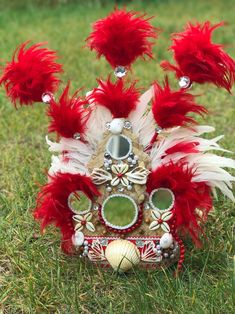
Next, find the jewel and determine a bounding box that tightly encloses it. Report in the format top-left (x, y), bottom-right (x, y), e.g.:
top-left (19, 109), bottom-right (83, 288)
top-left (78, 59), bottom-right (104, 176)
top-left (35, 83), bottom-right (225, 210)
top-left (124, 120), bottom-right (132, 129)
top-left (156, 244), bottom-right (161, 250)
top-left (155, 126), bottom-right (162, 134)
top-left (132, 160), bottom-right (137, 165)
top-left (134, 155), bottom-right (139, 161)
top-left (179, 76), bottom-right (191, 89)
top-left (73, 133), bottom-right (81, 140)
top-left (127, 184), bottom-right (132, 191)
top-left (163, 253), bottom-right (169, 258)
top-left (127, 157), bottom-right (132, 163)
top-left (114, 66), bottom-right (127, 78)
top-left (42, 92), bottom-right (54, 103)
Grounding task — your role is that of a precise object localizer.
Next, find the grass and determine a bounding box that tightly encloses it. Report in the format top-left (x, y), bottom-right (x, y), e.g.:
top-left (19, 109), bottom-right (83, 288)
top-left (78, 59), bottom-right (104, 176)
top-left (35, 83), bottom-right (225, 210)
top-left (0, 0), bottom-right (235, 313)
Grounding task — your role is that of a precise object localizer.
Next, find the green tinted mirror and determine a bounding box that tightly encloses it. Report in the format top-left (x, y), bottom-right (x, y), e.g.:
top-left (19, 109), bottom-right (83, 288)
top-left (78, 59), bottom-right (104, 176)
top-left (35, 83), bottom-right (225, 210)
top-left (68, 191), bottom-right (91, 214)
top-left (150, 188), bottom-right (174, 211)
top-left (102, 195), bottom-right (138, 229)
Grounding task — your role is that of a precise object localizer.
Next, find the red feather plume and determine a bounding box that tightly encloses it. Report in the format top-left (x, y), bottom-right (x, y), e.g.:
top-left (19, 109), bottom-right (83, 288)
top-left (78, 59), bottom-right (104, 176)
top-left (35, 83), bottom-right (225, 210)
top-left (147, 162), bottom-right (213, 245)
top-left (151, 78), bottom-right (207, 129)
top-left (86, 8), bottom-right (157, 68)
top-left (0, 42), bottom-right (63, 106)
top-left (161, 22), bottom-right (235, 92)
top-left (47, 83), bottom-right (90, 139)
top-left (34, 172), bottom-right (99, 254)
top-left (87, 77), bottom-right (140, 118)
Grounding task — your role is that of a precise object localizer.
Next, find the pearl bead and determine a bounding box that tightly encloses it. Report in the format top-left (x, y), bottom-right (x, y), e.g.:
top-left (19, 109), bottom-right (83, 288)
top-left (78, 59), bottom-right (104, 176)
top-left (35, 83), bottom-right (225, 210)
top-left (159, 233), bottom-right (174, 249)
top-left (72, 231), bottom-right (84, 246)
top-left (109, 118), bottom-right (124, 134)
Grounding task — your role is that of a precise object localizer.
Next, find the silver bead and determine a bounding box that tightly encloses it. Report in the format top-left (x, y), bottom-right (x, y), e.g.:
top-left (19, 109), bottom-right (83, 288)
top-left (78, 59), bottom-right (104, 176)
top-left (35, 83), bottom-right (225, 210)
top-left (42, 92), bottom-right (54, 103)
top-left (104, 162), bottom-right (109, 168)
top-left (124, 120), bottom-right (132, 129)
top-left (106, 186), bottom-right (112, 192)
top-left (179, 76), bottom-right (191, 89)
top-left (73, 133), bottom-right (81, 140)
top-left (163, 253), bottom-right (169, 258)
top-left (93, 204), bottom-right (99, 211)
top-left (127, 185), bottom-right (132, 191)
top-left (108, 159), bottom-right (112, 165)
top-left (118, 186), bottom-right (124, 192)
top-left (84, 240), bottom-right (88, 246)
top-left (153, 248), bottom-right (157, 253)
top-left (170, 254), bottom-right (175, 259)
top-left (144, 203), bottom-right (150, 210)
top-left (134, 155), bottom-right (139, 161)
top-left (106, 122), bottom-right (111, 130)
top-left (156, 244), bottom-right (161, 250)
top-left (132, 160), bottom-right (137, 165)
top-left (157, 250), bottom-right (162, 255)
top-left (127, 157), bottom-right (132, 163)
top-left (114, 66), bottom-right (126, 78)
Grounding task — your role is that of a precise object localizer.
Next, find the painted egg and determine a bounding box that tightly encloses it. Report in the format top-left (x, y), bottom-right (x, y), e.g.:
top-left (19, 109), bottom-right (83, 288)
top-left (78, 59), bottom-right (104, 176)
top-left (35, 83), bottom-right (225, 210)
top-left (105, 239), bottom-right (140, 272)
top-left (109, 118), bottom-right (124, 134)
top-left (159, 233), bottom-right (173, 249)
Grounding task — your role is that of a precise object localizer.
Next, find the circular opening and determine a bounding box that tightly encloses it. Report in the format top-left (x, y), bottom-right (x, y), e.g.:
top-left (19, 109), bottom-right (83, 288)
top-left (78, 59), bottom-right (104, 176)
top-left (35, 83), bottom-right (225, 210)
top-left (68, 191), bottom-right (91, 214)
top-left (101, 195), bottom-right (138, 230)
top-left (106, 135), bottom-right (132, 160)
top-left (150, 188), bottom-right (175, 211)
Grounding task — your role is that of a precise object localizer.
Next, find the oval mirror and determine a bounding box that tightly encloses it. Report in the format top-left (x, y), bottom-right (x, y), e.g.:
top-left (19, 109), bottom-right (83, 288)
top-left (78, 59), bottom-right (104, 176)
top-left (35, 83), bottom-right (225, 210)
top-left (106, 135), bottom-right (132, 160)
top-left (150, 188), bottom-right (175, 211)
top-left (68, 191), bottom-right (91, 214)
top-left (101, 195), bottom-right (138, 230)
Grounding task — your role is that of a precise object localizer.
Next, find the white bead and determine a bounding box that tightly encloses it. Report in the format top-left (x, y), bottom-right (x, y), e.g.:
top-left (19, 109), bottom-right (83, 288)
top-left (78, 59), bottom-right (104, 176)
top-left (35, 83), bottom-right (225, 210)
top-left (72, 231), bottom-right (84, 246)
top-left (127, 157), bottom-right (132, 163)
top-left (109, 118), bottom-right (124, 134)
top-left (159, 233), bottom-right (173, 249)
top-left (127, 185), bottom-right (132, 191)
top-left (84, 240), bottom-right (88, 246)
top-left (134, 155), bottom-right (139, 161)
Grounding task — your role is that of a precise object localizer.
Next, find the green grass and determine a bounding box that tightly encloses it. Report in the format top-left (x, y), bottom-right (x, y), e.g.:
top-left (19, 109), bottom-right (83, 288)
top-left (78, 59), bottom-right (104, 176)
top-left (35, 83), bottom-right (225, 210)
top-left (0, 0), bottom-right (235, 313)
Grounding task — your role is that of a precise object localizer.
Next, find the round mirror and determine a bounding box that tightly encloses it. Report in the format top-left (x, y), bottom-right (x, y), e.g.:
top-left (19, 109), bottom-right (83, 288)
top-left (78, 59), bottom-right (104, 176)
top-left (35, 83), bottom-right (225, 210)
top-left (68, 191), bottom-right (91, 214)
top-left (150, 188), bottom-right (175, 211)
top-left (101, 195), bottom-right (138, 230)
top-left (106, 135), bottom-right (132, 160)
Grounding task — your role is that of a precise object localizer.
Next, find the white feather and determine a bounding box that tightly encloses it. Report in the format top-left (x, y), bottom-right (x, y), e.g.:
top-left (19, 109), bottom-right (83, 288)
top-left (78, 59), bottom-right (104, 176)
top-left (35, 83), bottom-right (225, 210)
top-left (83, 103), bottom-right (112, 149)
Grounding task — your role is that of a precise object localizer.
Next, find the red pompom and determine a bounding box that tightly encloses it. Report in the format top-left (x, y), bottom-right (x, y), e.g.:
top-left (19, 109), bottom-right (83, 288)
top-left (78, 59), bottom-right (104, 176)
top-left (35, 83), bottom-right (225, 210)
top-left (34, 172), bottom-right (99, 254)
top-left (147, 162), bottom-right (212, 244)
top-left (161, 22), bottom-right (235, 92)
top-left (152, 78), bottom-right (207, 129)
top-left (87, 77), bottom-right (140, 118)
top-left (47, 83), bottom-right (90, 139)
top-left (0, 42), bottom-right (63, 106)
top-left (87, 8), bottom-right (157, 68)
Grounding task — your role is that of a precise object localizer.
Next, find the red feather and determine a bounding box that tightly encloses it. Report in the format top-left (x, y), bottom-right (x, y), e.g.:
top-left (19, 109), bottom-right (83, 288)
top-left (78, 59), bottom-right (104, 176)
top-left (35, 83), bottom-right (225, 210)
top-left (161, 22), bottom-right (235, 92)
top-left (86, 8), bottom-right (157, 68)
top-left (0, 42), bottom-right (63, 106)
top-left (47, 83), bottom-right (90, 139)
top-left (147, 162), bottom-right (213, 245)
top-left (87, 77), bottom-right (140, 118)
top-left (165, 141), bottom-right (199, 155)
top-left (152, 79), bottom-right (207, 129)
top-left (34, 172), bottom-right (100, 254)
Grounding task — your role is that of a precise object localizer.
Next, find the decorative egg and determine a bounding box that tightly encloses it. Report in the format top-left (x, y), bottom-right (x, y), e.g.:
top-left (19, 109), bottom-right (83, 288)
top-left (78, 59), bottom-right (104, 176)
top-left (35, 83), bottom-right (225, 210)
top-left (72, 231), bottom-right (85, 246)
top-left (159, 233), bottom-right (173, 249)
top-left (109, 118), bottom-right (124, 134)
top-left (105, 239), bottom-right (140, 272)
